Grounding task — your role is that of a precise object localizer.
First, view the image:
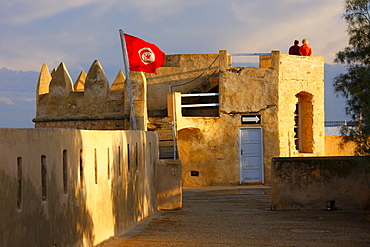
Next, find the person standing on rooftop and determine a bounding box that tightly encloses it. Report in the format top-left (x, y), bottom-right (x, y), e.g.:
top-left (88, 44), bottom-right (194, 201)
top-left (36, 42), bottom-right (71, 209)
top-left (299, 39), bottom-right (312, 56)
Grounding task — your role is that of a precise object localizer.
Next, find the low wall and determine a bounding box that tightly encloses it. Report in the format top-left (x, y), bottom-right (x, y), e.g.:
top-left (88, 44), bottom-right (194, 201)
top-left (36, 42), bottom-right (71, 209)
top-left (0, 128), bottom-right (159, 247)
top-left (271, 157), bottom-right (370, 210)
top-left (156, 159), bottom-right (182, 210)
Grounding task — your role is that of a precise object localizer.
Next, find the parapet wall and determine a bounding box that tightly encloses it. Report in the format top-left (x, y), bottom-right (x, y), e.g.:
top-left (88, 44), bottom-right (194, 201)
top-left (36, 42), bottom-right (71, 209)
top-left (0, 128), bottom-right (159, 246)
top-left (271, 157), bottom-right (370, 210)
top-left (33, 61), bottom-right (131, 130)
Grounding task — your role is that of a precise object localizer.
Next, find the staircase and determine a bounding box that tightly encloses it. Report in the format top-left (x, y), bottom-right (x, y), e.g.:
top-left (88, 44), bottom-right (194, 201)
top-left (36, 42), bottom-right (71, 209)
top-left (148, 117), bottom-right (177, 159)
top-left (187, 76), bottom-right (219, 94)
top-left (148, 76), bottom-right (220, 158)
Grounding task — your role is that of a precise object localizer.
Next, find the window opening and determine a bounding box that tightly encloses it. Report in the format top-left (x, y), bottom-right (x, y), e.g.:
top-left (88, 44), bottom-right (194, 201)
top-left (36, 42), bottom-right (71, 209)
top-left (294, 92), bottom-right (314, 153)
top-left (294, 101), bottom-right (302, 151)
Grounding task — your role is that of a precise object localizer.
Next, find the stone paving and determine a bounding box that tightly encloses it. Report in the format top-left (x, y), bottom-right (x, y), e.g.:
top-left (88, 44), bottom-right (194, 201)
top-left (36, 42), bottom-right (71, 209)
top-left (99, 186), bottom-right (370, 247)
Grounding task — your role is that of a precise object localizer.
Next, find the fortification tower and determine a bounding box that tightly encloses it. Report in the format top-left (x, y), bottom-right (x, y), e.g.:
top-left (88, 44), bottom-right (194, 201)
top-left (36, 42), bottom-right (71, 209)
top-left (33, 60), bottom-right (147, 130)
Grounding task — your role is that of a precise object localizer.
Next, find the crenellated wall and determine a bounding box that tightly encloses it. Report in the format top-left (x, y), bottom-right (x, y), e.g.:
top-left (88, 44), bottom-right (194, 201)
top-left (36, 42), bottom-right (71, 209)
top-left (33, 61), bottom-right (136, 130)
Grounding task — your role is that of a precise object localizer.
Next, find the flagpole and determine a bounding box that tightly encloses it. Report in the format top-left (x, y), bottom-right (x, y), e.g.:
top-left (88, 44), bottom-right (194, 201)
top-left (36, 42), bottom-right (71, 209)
top-left (119, 29), bottom-right (137, 130)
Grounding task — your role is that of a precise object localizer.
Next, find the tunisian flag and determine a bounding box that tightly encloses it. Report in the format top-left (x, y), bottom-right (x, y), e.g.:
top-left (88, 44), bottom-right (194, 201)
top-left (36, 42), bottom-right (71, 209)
top-left (124, 34), bottom-right (166, 74)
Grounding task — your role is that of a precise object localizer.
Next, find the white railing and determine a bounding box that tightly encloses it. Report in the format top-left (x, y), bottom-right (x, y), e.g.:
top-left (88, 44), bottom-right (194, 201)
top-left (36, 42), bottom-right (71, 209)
top-left (181, 93), bottom-right (220, 108)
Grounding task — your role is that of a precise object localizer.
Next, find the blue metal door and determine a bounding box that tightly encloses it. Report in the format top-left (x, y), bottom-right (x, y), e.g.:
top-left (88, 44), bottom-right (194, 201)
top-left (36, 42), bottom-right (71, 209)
top-left (239, 127), bottom-right (264, 183)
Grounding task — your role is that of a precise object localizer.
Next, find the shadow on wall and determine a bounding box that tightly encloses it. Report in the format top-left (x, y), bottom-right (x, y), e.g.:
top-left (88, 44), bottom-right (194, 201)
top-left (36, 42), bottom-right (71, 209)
top-left (0, 130), bottom-right (95, 246)
top-left (0, 129), bottom-right (159, 246)
top-left (110, 131), bottom-right (157, 237)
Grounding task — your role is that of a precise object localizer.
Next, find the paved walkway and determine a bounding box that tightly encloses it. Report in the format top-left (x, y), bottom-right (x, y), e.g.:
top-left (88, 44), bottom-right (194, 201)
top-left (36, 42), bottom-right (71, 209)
top-left (100, 186), bottom-right (370, 247)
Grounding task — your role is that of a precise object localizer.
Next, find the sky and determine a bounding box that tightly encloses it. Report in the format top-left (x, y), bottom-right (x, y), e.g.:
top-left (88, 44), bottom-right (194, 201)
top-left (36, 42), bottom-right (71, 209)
top-left (0, 0), bottom-right (350, 127)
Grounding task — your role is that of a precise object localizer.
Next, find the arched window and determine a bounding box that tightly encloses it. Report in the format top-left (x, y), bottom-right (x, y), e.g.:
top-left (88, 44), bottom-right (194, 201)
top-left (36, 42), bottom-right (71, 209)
top-left (294, 92), bottom-right (313, 153)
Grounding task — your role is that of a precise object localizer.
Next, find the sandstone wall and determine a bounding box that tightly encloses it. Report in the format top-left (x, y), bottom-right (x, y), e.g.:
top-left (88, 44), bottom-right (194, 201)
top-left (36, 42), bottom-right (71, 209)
top-left (146, 53), bottom-right (230, 114)
top-left (177, 116), bottom-right (239, 186)
top-left (325, 136), bottom-right (356, 156)
top-left (271, 157), bottom-right (370, 210)
top-left (271, 52), bottom-right (325, 157)
top-left (156, 159), bottom-right (182, 210)
top-left (173, 51), bottom-right (325, 186)
top-left (176, 65), bottom-right (280, 186)
top-left (0, 128), bottom-right (159, 246)
top-left (219, 66), bottom-right (280, 184)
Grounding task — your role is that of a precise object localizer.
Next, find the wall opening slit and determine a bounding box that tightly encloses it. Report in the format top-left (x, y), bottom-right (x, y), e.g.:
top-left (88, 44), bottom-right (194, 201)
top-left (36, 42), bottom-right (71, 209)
top-left (149, 142), bottom-right (152, 166)
top-left (17, 157), bottom-right (22, 210)
top-left (135, 142), bottom-right (138, 171)
top-left (63, 150), bottom-right (68, 194)
top-left (41, 155), bottom-right (47, 201)
top-left (143, 142), bottom-right (146, 168)
top-left (127, 144), bottom-right (130, 172)
top-left (107, 148), bottom-right (110, 180)
top-left (94, 148), bottom-right (98, 184)
top-left (118, 146), bottom-right (121, 176)
top-left (80, 149), bottom-right (84, 189)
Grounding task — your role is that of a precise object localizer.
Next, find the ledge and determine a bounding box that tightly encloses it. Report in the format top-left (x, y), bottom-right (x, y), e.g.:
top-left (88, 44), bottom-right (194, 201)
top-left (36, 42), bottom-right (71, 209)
top-left (32, 114), bottom-right (129, 122)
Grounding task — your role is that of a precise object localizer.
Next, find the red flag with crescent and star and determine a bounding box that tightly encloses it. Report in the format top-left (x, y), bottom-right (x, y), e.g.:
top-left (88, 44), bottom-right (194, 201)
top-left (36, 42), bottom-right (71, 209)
top-left (124, 34), bottom-right (166, 74)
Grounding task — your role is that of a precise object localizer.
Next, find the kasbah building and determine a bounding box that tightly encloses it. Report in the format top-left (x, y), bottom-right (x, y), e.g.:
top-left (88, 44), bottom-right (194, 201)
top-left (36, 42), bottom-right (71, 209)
top-left (33, 50), bottom-right (354, 187)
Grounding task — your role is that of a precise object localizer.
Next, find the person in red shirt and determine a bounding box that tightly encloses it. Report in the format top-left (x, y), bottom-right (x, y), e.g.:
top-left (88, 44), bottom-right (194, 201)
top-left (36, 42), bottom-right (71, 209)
top-left (289, 40), bottom-right (300, 55)
top-left (299, 39), bottom-right (312, 56)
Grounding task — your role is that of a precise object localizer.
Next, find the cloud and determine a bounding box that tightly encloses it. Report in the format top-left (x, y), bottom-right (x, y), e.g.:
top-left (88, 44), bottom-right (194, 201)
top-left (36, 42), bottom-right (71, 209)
top-left (119, 0), bottom-right (201, 21)
top-left (0, 96), bottom-right (15, 105)
top-left (1, 0), bottom-right (199, 25)
top-left (0, 0), bottom-right (349, 72)
top-left (1, 0), bottom-right (108, 25)
top-left (0, 91), bottom-right (35, 105)
top-left (227, 0), bottom-right (347, 63)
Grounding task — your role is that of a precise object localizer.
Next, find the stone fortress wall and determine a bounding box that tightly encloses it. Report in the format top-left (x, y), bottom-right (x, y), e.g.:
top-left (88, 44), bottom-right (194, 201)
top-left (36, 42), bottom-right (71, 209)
top-left (0, 128), bottom-right (159, 246)
top-left (33, 60), bottom-right (131, 130)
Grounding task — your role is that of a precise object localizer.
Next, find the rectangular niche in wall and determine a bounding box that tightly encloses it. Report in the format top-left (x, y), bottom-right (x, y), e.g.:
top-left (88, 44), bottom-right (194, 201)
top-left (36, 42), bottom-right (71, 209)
top-left (94, 148), bottom-right (98, 184)
top-left (107, 148), bottom-right (110, 180)
top-left (118, 146), bottom-right (121, 176)
top-left (17, 157), bottom-right (22, 210)
top-left (41, 155), bottom-right (47, 201)
top-left (80, 149), bottom-right (84, 189)
top-left (63, 150), bottom-right (68, 194)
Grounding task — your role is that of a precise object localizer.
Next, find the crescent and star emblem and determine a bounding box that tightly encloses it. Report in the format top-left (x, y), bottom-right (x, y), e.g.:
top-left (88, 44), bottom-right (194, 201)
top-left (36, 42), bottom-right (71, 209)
top-left (138, 47), bottom-right (155, 65)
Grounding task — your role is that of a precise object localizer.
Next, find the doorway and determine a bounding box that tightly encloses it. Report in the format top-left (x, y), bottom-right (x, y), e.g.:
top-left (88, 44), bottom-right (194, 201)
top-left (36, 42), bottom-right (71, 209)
top-left (239, 127), bottom-right (264, 184)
